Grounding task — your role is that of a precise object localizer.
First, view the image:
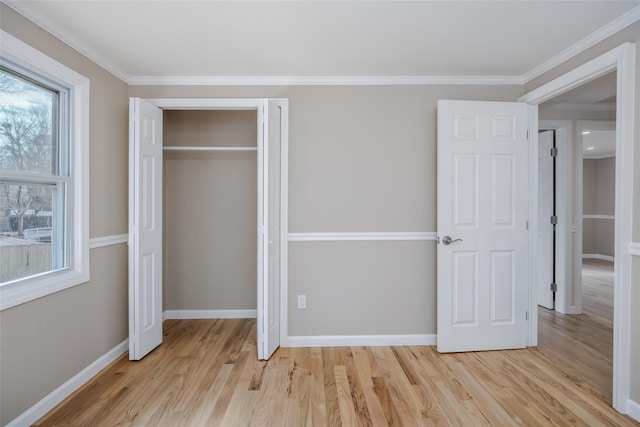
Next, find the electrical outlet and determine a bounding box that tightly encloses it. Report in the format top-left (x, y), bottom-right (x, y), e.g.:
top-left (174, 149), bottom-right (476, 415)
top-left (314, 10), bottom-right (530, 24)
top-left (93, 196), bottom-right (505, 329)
top-left (298, 295), bottom-right (306, 309)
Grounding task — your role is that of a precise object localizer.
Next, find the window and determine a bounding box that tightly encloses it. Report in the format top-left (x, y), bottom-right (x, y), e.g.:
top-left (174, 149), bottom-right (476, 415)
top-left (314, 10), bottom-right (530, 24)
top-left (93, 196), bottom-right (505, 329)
top-left (0, 31), bottom-right (89, 310)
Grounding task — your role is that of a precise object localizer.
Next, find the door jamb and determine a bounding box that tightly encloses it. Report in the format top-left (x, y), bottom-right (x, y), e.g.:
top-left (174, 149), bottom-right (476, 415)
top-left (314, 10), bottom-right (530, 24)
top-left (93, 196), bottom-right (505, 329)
top-left (519, 43), bottom-right (635, 413)
top-left (142, 97), bottom-right (290, 351)
top-left (538, 120), bottom-right (579, 314)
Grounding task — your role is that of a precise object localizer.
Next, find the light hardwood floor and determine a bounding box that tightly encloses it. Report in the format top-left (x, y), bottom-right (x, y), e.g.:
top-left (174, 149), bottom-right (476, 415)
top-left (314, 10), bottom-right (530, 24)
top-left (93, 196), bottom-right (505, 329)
top-left (537, 259), bottom-right (615, 403)
top-left (37, 262), bottom-right (636, 426)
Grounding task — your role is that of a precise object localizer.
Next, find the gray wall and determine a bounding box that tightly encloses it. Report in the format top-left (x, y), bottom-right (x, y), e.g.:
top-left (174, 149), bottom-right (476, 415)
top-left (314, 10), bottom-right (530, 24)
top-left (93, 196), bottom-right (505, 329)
top-left (526, 19), bottom-right (640, 404)
top-left (163, 110), bottom-right (258, 310)
top-left (3, 3), bottom-right (640, 424)
top-left (130, 84), bottom-right (523, 337)
top-left (0, 4), bottom-right (129, 425)
top-left (583, 157), bottom-right (615, 257)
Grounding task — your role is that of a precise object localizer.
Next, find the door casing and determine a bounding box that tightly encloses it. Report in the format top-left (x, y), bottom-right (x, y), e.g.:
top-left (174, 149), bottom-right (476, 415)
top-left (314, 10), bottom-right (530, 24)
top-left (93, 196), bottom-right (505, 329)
top-left (519, 42), bottom-right (635, 413)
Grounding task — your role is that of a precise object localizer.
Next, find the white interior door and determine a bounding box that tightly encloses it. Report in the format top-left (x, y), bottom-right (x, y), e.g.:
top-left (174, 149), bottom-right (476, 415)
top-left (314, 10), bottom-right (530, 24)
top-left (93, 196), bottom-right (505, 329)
top-left (128, 98), bottom-right (163, 360)
top-left (538, 130), bottom-right (555, 309)
top-left (257, 100), bottom-right (281, 360)
top-left (437, 100), bottom-right (529, 353)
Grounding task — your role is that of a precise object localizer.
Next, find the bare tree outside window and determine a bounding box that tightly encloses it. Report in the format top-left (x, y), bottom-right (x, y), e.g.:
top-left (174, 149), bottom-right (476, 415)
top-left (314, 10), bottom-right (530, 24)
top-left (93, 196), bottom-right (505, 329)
top-left (0, 68), bottom-right (60, 283)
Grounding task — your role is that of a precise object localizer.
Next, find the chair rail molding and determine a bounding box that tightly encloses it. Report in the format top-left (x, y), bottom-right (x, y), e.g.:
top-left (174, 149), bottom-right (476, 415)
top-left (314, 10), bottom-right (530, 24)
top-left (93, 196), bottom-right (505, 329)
top-left (288, 231), bottom-right (437, 242)
top-left (89, 234), bottom-right (128, 249)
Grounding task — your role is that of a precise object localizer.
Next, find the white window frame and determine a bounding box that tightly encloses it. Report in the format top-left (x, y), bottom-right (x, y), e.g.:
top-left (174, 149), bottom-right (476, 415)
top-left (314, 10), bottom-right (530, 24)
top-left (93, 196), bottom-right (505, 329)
top-left (0, 30), bottom-right (89, 311)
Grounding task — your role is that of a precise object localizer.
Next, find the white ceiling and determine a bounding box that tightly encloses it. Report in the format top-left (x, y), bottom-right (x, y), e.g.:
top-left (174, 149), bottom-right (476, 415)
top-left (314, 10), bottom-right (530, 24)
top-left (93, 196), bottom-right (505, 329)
top-left (5, 1), bottom-right (640, 83)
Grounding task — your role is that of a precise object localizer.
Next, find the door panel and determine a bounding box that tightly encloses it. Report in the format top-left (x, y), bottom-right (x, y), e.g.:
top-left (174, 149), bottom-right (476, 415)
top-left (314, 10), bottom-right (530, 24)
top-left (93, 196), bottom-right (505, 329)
top-left (491, 250), bottom-right (515, 323)
top-left (453, 154), bottom-right (478, 227)
top-left (491, 155), bottom-right (515, 227)
top-left (452, 252), bottom-right (477, 325)
top-left (257, 100), bottom-right (281, 360)
top-left (437, 100), bottom-right (529, 353)
top-left (129, 98), bottom-right (163, 360)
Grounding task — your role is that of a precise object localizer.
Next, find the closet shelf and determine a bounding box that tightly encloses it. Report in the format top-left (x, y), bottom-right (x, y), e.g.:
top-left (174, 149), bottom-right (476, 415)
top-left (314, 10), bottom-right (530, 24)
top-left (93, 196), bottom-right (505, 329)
top-left (163, 146), bottom-right (257, 152)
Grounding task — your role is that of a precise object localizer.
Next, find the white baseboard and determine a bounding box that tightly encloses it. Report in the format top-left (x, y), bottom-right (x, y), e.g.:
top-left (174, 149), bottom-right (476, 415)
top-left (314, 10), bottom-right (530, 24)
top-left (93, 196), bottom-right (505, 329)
top-left (285, 334), bottom-right (436, 347)
top-left (7, 339), bottom-right (128, 427)
top-left (582, 254), bottom-right (614, 262)
top-left (627, 399), bottom-right (640, 422)
top-left (164, 309), bottom-right (257, 319)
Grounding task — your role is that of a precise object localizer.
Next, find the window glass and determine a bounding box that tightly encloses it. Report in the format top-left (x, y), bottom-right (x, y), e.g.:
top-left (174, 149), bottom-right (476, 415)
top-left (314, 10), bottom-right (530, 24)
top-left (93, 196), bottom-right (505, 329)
top-left (0, 68), bottom-right (58, 174)
top-left (0, 67), bottom-right (65, 285)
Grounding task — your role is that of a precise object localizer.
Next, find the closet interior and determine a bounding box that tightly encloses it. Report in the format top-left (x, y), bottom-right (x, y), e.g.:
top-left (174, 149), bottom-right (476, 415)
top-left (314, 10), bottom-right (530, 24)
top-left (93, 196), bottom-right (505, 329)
top-left (162, 109), bottom-right (258, 313)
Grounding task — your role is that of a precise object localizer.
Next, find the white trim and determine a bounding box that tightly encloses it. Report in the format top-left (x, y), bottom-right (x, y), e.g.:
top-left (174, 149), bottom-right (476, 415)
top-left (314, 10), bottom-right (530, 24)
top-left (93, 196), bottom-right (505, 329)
top-left (3, 1), bottom-right (130, 83)
top-left (0, 30), bottom-right (90, 312)
top-left (163, 146), bottom-right (257, 152)
top-left (89, 234), bottom-right (128, 249)
top-left (582, 215), bottom-right (615, 220)
top-left (627, 399), bottom-right (640, 423)
top-left (288, 232), bottom-right (438, 242)
top-left (520, 45), bottom-right (630, 105)
top-left (286, 334), bottom-right (436, 348)
top-left (582, 254), bottom-right (615, 262)
top-left (523, 5), bottom-right (640, 83)
top-left (520, 43), bottom-right (635, 414)
top-left (164, 310), bottom-right (257, 319)
top-left (6, 339), bottom-right (128, 427)
top-left (145, 98), bottom-right (261, 110)
top-left (277, 99), bottom-right (290, 356)
top-left (629, 243), bottom-right (640, 257)
top-left (128, 75), bottom-right (524, 86)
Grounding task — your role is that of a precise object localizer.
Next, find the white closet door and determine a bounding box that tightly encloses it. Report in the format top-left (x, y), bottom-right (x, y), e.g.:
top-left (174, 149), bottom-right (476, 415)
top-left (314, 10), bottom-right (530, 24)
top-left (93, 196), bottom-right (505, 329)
top-left (128, 98), bottom-right (163, 360)
top-left (257, 100), bottom-right (281, 360)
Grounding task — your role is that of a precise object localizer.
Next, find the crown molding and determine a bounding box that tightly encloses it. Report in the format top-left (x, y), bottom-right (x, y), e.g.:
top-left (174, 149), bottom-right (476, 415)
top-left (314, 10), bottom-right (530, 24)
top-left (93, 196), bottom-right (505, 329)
top-left (523, 4), bottom-right (640, 84)
top-left (3, 0), bottom-right (131, 83)
top-left (5, 0), bottom-right (639, 87)
top-left (127, 75), bottom-right (524, 86)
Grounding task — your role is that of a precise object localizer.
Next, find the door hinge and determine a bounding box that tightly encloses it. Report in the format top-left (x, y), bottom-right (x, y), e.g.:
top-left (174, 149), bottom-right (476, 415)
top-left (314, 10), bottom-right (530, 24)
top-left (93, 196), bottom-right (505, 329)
top-left (526, 220), bottom-right (529, 231)
top-left (526, 130), bottom-right (529, 140)
top-left (525, 310), bottom-right (529, 321)
top-left (550, 283), bottom-right (558, 292)
top-left (550, 215), bottom-right (558, 225)
top-left (550, 147), bottom-right (558, 157)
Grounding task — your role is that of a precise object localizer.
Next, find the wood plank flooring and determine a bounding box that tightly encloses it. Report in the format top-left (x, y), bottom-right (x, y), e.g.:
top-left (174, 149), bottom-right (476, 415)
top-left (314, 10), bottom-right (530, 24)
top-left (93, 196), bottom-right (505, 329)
top-left (37, 260), bottom-right (636, 426)
top-left (537, 259), bottom-right (615, 403)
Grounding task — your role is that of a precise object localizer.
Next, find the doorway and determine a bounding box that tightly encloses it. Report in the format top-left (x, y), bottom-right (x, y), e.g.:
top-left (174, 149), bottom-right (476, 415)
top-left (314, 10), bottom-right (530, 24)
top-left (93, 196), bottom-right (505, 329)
top-left (519, 43), bottom-right (635, 413)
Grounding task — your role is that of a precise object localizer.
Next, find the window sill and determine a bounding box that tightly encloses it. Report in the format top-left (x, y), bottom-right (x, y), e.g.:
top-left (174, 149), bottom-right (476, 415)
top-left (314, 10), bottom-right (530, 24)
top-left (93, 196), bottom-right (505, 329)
top-left (0, 267), bottom-right (89, 311)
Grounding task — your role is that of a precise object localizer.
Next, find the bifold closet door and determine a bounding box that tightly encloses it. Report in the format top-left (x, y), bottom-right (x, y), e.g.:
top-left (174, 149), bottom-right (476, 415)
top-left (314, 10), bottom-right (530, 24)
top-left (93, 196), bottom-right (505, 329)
top-left (258, 100), bottom-right (281, 360)
top-left (129, 98), bottom-right (164, 361)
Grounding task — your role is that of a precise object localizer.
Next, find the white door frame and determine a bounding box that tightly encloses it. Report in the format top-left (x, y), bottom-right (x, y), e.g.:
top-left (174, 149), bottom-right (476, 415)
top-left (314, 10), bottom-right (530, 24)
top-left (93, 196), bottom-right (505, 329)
top-left (519, 43), bottom-right (635, 413)
top-left (142, 97), bottom-right (290, 352)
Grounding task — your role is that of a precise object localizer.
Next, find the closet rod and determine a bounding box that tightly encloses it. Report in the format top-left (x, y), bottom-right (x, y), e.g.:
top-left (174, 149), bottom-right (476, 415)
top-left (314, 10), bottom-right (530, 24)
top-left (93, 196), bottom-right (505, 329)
top-left (163, 146), bottom-right (257, 152)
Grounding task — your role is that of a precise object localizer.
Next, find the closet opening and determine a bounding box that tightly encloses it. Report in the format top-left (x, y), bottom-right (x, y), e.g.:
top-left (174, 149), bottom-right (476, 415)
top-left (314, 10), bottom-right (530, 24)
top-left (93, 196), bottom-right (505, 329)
top-left (163, 109), bottom-right (258, 321)
top-left (129, 98), bottom-right (287, 362)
